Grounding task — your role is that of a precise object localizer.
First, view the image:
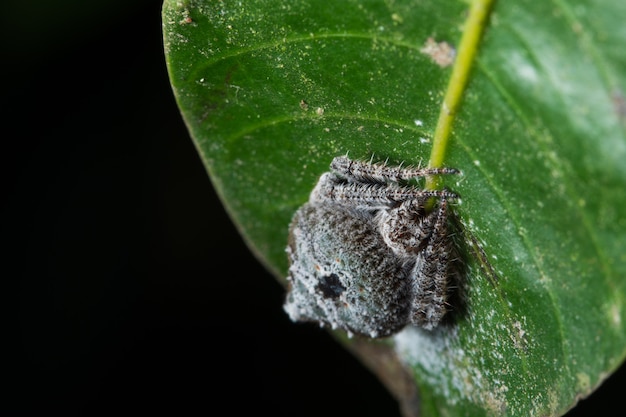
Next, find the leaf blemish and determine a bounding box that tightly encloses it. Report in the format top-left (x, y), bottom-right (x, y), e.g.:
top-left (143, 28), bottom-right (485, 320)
top-left (611, 89), bottom-right (626, 122)
top-left (420, 37), bottom-right (456, 68)
top-left (178, 8), bottom-right (194, 25)
top-left (610, 303), bottom-right (621, 327)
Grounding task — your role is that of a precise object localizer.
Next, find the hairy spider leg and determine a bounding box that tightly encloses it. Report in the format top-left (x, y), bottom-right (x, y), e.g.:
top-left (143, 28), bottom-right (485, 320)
top-left (330, 156), bottom-right (459, 184)
top-left (409, 198), bottom-right (452, 328)
top-left (310, 172), bottom-right (457, 210)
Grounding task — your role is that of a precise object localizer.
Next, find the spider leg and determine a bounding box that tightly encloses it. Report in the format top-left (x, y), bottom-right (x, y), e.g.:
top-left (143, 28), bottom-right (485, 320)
top-left (331, 156), bottom-right (459, 183)
top-left (408, 199), bottom-right (452, 329)
top-left (310, 172), bottom-right (457, 209)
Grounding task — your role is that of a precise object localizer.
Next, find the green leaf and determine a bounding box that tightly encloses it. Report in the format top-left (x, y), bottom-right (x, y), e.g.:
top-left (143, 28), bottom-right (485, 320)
top-left (162, 0), bottom-right (626, 416)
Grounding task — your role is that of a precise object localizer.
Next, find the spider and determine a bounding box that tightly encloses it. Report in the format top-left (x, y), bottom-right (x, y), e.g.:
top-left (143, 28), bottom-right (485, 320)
top-left (283, 156), bottom-right (459, 338)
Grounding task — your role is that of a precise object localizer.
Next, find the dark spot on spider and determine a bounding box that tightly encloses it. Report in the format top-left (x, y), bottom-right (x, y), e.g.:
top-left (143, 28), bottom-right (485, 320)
top-left (316, 273), bottom-right (346, 299)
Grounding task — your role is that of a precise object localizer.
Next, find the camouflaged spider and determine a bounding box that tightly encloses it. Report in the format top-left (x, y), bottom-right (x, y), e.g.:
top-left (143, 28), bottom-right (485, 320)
top-left (283, 156), bottom-right (459, 338)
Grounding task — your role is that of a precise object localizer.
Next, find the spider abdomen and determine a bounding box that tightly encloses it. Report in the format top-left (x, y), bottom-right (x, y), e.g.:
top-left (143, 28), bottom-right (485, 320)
top-left (285, 203), bottom-right (413, 338)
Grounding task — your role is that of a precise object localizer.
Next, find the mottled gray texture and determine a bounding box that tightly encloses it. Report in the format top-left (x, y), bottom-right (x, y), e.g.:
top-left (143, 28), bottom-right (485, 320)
top-left (284, 157), bottom-right (458, 338)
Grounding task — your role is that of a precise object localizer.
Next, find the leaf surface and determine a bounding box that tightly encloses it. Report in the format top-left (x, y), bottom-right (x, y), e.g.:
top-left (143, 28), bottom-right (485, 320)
top-left (163, 0), bottom-right (626, 415)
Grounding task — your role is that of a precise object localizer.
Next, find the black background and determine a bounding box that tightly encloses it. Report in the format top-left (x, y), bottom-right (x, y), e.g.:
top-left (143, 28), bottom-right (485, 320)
top-left (6, 1), bottom-right (623, 415)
